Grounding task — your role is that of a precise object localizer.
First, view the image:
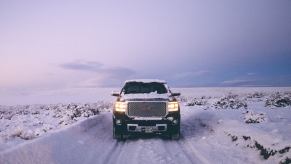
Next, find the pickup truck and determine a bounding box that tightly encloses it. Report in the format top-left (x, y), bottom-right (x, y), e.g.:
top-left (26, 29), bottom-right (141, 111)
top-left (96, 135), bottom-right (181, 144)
top-left (112, 79), bottom-right (181, 140)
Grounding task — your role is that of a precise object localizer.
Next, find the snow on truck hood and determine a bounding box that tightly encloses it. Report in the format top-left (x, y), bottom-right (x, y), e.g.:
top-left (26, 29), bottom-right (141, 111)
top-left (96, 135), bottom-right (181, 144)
top-left (124, 79), bottom-right (166, 84)
top-left (122, 92), bottom-right (169, 100)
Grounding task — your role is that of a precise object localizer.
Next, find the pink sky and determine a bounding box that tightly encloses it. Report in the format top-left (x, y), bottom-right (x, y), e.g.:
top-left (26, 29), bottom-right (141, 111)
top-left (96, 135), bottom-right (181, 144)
top-left (1, 0), bottom-right (291, 90)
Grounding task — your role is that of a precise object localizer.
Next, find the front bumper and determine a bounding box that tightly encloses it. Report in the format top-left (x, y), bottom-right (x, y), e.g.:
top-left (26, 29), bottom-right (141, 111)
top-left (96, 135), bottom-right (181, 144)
top-left (113, 111), bottom-right (180, 133)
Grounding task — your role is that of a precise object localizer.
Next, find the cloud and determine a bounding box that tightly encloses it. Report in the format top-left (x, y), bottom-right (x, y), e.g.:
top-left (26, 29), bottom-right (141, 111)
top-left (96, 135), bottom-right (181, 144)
top-left (221, 73), bottom-right (291, 87)
top-left (60, 60), bottom-right (135, 75)
top-left (60, 60), bottom-right (135, 87)
top-left (222, 79), bottom-right (256, 86)
top-left (60, 61), bottom-right (104, 72)
top-left (221, 73), bottom-right (261, 86)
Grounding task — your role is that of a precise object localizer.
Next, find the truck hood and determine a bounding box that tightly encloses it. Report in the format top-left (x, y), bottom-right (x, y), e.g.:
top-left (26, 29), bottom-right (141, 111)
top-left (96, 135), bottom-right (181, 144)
top-left (122, 93), bottom-right (169, 101)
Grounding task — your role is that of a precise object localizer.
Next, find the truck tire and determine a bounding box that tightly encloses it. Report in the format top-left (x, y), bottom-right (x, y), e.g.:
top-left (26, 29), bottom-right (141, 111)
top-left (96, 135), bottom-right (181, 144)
top-left (112, 117), bottom-right (124, 140)
top-left (171, 130), bottom-right (180, 140)
top-left (113, 125), bottom-right (123, 140)
top-left (171, 124), bottom-right (180, 140)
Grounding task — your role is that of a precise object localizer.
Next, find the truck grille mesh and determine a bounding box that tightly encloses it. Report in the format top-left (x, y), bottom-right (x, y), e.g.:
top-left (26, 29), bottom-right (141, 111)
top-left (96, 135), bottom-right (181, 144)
top-left (127, 102), bottom-right (167, 117)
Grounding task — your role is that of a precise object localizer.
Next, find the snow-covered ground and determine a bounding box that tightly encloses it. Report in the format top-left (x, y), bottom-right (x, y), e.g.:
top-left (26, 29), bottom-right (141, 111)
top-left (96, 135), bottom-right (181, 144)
top-left (0, 102), bottom-right (112, 151)
top-left (0, 87), bottom-right (291, 164)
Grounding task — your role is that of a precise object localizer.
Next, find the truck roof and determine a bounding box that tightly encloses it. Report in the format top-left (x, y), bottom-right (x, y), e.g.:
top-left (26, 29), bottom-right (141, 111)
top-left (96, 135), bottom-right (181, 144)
top-left (124, 79), bottom-right (166, 84)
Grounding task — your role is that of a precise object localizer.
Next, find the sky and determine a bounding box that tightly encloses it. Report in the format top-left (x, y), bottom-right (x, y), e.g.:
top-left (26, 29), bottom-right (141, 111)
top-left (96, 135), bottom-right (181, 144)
top-left (1, 0), bottom-right (291, 91)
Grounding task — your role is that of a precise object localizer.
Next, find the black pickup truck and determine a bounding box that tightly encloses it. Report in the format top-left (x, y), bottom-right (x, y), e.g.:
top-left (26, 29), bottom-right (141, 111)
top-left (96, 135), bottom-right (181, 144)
top-left (112, 79), bottom-right (181, 140)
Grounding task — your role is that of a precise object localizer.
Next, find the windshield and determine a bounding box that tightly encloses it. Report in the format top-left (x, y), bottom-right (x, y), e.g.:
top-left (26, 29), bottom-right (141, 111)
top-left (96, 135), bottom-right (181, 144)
top-left (122, 82), bottom-right (168, 94)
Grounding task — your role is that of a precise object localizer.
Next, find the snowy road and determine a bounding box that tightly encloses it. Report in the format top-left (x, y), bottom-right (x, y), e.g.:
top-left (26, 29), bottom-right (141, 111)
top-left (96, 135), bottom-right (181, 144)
top-left (0, 108), bottom-right (264, 164)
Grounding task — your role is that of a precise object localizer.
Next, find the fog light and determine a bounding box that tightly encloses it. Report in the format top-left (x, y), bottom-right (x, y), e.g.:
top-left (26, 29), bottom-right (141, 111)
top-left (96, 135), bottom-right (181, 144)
top-left (173, 120), bottom-right (178, 124)
top-left (167, 117), bottom-right (174, 121)
top-left (116, 119), bottom-right (121, 124)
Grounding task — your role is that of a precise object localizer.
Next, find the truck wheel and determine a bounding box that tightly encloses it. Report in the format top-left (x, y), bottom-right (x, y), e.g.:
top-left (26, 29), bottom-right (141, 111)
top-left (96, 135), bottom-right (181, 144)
top-left (171, 131), bottom-right (180, 140)
top-left (171, 126), bottom-right (180, 140)
top-left (113, 125), bottom-right (123, 140)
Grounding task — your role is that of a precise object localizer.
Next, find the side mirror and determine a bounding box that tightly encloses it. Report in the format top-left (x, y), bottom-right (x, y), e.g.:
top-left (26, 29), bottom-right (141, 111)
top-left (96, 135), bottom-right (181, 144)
top-left (111, 91), bottom-right (120, 97)
top-left (171, 92), bottom-right (181, 97)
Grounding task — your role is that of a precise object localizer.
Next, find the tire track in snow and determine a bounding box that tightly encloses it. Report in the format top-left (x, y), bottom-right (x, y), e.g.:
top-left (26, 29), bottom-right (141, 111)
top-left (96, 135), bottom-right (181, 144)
top-left (87, 113), bottom-right (126, 164)
top-left (164, 139), bottom-right (196, 164)
top-left (101, 142), bottom-right (123, 164)
top-left (158, 135), bottom-right (202, 164)
top-left (181, 139), bottom-right (210, 164)
top-left (144, 140), bottom-right (176, 164)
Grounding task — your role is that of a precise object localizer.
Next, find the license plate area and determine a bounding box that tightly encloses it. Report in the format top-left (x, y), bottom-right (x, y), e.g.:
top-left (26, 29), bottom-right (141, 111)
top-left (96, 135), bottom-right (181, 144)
top-left (141, 126), bottom-right (155, 133)
top-left (127, 124), bottom-right (167, 133)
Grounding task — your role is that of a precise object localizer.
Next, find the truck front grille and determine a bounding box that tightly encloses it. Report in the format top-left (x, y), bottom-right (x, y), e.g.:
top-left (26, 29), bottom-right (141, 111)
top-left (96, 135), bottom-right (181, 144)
top-left (127, 102), bottom-right (167, 117)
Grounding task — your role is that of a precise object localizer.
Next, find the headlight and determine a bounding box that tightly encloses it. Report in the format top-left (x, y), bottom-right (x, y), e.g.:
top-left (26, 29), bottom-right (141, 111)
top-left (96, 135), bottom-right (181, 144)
top-left (168, 102), bottom-right (179, 112)
top-left (115, 102), bottom-right (127, 112)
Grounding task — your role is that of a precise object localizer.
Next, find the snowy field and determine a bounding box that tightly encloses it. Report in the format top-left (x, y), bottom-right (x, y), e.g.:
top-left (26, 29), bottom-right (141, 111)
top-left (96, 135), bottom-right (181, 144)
top-left (0, 87), bottom-right (291, 164)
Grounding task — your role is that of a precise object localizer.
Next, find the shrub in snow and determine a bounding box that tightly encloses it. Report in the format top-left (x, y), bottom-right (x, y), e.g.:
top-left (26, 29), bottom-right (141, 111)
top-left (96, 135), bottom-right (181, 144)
top-left (243, 111), bottom-right (266, 124)
top-left (186, 97), bottom-right (208, 106)
top-left (281, 157), bottom-right (291, 164)
top-left (19, 130), bottom-right (36, 140)
top-left (214, 94), bottom-right (247, 109)
top-left (178, 96), bottom-right (188, 102)
top-left (265, 92), bottom-right (291, 107)
top-left (64, 103), bottom-right (101, 120)
top-left (225, 132), bottom-right (291, 163)
top-left (0, 102), bottom-right (111, 143)
top-left (10, 128), bottom-right (23, 138)
top-left (0, 110), bottom-right (14, 120)
top-left (180, 96), bottom-right (211, 105)
top-left (247, 92), bottom-right (265, 99)
top-left (10, 128), bottom-right (35, 140)
top-left (226, 133), bottom-right (238, 142)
